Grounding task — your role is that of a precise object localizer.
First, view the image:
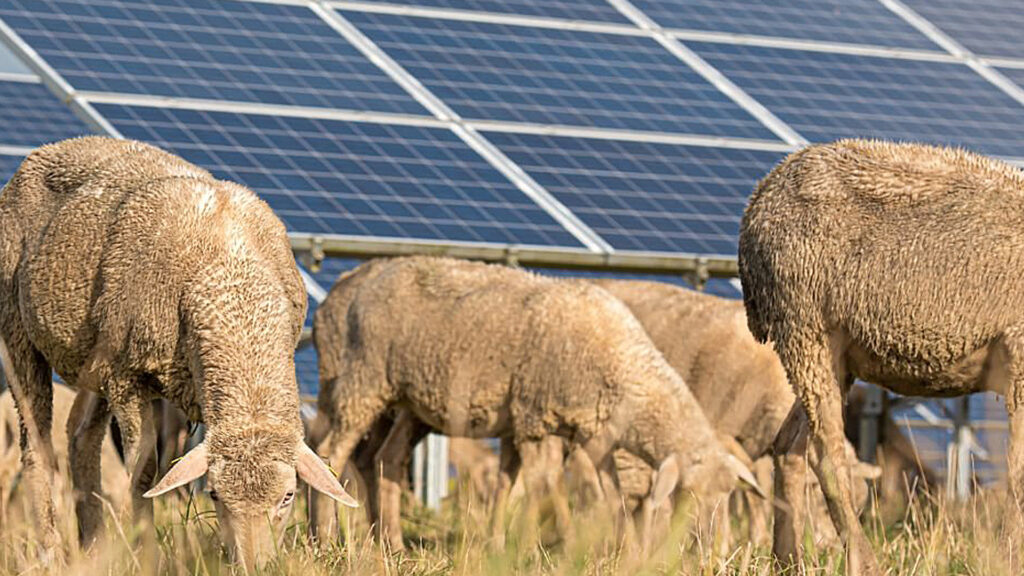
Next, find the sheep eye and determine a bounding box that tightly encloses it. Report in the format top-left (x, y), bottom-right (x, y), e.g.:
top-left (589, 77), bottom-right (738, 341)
top-left (281, 491), bottom-right (295, 507)
top-left (209, 490), bottom-right (219, 502)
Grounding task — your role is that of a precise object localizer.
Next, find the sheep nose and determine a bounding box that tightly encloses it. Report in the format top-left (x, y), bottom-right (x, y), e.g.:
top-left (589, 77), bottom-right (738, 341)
top-left (231, 523), bottom-right (277, 572)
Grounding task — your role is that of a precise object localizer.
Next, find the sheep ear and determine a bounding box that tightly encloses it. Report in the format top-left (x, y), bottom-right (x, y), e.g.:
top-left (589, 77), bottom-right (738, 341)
top-left (650, 455), bottom-right (679, 509)
top-left (144, 442), bottom-right (208, 498)
top-left (854, 461), bottom-right (883, 480)
top-left (726, 454), bottom-right (766, 500)
top-left (296, 441), bottom-right (359, 508)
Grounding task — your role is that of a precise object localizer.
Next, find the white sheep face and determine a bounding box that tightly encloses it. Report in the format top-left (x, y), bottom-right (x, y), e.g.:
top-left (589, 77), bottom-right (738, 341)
top-left (207, 459), bottom-right (297, 571)
top-left (144, 440), bottom-right (357, 570)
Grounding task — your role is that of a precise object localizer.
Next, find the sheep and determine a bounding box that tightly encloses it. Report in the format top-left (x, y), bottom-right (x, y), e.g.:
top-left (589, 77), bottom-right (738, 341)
top-left (738, 138), bottom-right (1024, 574)
top-left (0, 136), bottom-right (355, 567)
top-left (588, 279), bottom-right (881, 548)
top-left (311, 255), bottom-right (761, 551)
top-left (0, 384), bottom-right (129, 519)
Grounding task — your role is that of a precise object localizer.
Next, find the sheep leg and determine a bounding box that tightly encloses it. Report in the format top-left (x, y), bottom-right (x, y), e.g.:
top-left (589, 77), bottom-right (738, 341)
top-left (781, 337), bottom-right (877, 576)
top-left (353, 411), bottom-right (397, 533)
top-left (490, 436), bottom-right (521, 548)
top-left (582, 439), bottom-right (630, 547)
top-left (68, 390), bottom-right (112, 548)
top-left (748, 457), bottom-right (773, 547)
top-left (1002, 338), bottom-right (1024, 555)
top-left (370, 409), bottom-right (429, 552)
top-left (311, 383), bottom-right (393, 542)
top-left (539, 437), bottom-right (573, 546)
top-left (109, 391), bottom-right (158, 525)
top-left (772, 401), bottom-right (809, 566)
top-left (512, 438), bottom-right (570, 548)
top-left (0, 324), bottom-right (61, 555)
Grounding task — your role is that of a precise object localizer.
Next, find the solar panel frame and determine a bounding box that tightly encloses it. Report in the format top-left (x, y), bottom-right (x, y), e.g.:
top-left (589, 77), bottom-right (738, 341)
top-left (630, 0), bottom-right (940, 51)
top-left (344, 0), bottom-right (632, 24)
top-left (94, 102), bottom-right (586, 248)
top-left (340, 9), bottom-right (780, 140)
top-left (484, 130), bottom-right (784, 256)
top-left (0, 0), bottom-right (428, 115)
top-left (689, 41), bottom-right (1024, 158)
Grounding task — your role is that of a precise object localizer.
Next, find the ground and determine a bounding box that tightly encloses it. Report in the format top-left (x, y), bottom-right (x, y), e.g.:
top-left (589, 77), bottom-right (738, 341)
top-left (0, 481), bottom-right (1015, 575)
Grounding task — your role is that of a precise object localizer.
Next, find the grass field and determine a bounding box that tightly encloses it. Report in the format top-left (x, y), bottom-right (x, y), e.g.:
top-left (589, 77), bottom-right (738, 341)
top-left (0, 478), bottom-right (1019, 576)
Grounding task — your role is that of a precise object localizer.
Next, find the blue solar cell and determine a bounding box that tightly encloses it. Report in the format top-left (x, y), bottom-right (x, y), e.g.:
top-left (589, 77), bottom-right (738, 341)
top-left (0, 0), bottom-right (426, 114)
top-left (294, 345), bottom-right (319, 397)
top-left (486, 131), bottom-right (782, 255)
top-left (902, 0), bottom-right (1024, 60)
top-left (0, 79), bottom-right (91, 147)
top-left (632, 0), bottom-right (938, 51)
top-left (93, 103), bottom-right (584, 247)
top-left (690, 42), bottom-right (1024, 158)
top-left (0, 154), bottom-right (25, 183)
top-left (342, 11), bottom-right (778, 140)
top-left (355, 0), bottom-right (629, 23)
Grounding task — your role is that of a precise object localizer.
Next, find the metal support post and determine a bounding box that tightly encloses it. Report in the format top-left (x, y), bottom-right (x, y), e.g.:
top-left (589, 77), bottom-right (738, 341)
top-left (857, 385), bottom-right (884, 464)
top-left (946, 396), bottom-right (972, 500)
top-left (412, 434), bottom-right (449, 511)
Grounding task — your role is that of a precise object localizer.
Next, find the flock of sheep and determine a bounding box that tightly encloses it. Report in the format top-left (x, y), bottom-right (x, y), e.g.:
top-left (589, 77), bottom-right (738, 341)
top-left (0, 135), bottom-right (1020, 575)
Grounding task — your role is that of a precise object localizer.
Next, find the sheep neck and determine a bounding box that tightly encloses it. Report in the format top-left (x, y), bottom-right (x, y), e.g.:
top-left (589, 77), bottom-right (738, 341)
top-left (184, 262), bottom-right (303, 455)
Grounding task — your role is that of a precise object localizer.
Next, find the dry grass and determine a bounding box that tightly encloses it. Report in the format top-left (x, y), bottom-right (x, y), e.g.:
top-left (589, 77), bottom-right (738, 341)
top-left (0, 481), bottom-right (1018, 576)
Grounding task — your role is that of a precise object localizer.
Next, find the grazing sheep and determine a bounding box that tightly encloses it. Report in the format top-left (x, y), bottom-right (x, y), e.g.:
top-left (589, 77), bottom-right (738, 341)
top-left (590, 279), bottom-right (881, 546)
top-left (738, 139), bottom-right (1024, 574)
top-left (1, 384), bottom-right (129, 518)
top-left (0, 136), bottom-right (354, 567)
top-left (312, 256), bottom-right (760, 551)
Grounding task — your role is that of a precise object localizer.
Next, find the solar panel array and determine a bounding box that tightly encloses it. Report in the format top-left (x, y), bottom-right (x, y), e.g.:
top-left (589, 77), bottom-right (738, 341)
top-left (1, 0), bottom-right (1023, 466)
top-left (5, 0), bottom-right (1024, 265)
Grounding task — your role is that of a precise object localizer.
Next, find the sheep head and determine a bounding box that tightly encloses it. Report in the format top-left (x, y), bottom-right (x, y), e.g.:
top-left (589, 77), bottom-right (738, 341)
top-left (144, 438), bottom-right (356, 570)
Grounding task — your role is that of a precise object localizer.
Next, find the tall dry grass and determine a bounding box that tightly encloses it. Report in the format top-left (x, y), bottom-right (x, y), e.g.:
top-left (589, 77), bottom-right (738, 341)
top-left (0, 476), bottom-right (1020, 576)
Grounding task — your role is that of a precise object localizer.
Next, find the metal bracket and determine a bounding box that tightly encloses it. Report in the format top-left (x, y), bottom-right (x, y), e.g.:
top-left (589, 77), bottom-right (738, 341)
top-left (685, 257), bottom-right (710, 291)
top-left (503, 245), bottom-right (521, 268)
top-left (299, 237), bottom-right (325, 273)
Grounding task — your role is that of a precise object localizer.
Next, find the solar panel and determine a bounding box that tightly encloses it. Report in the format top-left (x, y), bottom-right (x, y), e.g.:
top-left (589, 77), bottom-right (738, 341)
top-left (901, 0), bottom-right (1024, 60)
top-left (0, 0), bottom-right (426, 114)
top-left (0, 79), bottom-right (91, 147)
top-left (485, 131), bottom-right (782, 255)
top-left (353, 0), bottom-right (630, 24)
top-left (341, 10), bottom-right (778, 140)
top-left (632, 0), bottom-right (938, 51)
top-left (690, 42), bottom-right (1024, 158)
top-left (93, 103), bottom-right (584, 247)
